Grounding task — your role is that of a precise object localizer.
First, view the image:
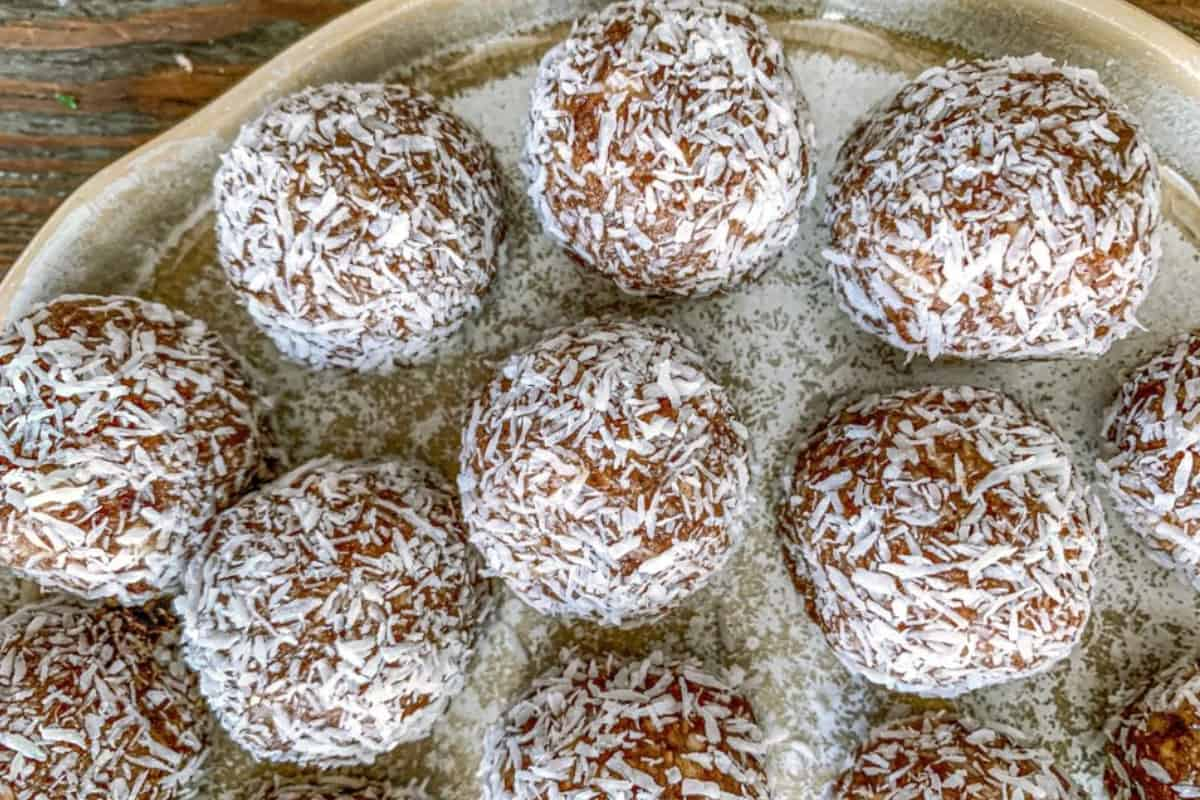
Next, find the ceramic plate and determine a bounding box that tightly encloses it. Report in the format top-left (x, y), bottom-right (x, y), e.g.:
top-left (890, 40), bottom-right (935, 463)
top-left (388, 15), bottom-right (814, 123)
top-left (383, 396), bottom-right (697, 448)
top-left (10, 1), bottom-right (1200, 796)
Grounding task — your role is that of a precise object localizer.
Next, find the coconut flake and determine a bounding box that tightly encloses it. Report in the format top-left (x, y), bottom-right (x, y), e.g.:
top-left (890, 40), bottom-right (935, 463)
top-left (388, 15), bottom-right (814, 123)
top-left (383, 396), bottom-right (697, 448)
top-left (458, 318), bottom-right (751, 626)
top-left (175, 457), bottom-right (493, 767)
top-left (479, 652), bottom-right (769, 800)
top-left (824, 55), bottom-right (1161, 360)
top-left (777, 385), bottom-right (1103, 697)
top-left (523, 0), bottom-right (815, 297)
top-left (0, 598), bottom-right (209, 800)
top-left (833, 713), bottom-right (1083, 798)
top-left (215, 83), bottom-right (507, 373)
top-left (0, 294), bottom-right (270, 605)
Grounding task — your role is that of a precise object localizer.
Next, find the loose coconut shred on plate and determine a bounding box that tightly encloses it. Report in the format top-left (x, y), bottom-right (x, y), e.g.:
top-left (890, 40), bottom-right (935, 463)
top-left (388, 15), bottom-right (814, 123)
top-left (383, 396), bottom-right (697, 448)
top-left (778, 385), bottom-right (1103, 697)
top-left (524, 0), bottom-right (816, 297)
top-left (239, 776), bottom-right (431, 800)
top-left (825, 54), bottom-right (1161, 360)
top-left (176, 458), bottom-right (493, 768)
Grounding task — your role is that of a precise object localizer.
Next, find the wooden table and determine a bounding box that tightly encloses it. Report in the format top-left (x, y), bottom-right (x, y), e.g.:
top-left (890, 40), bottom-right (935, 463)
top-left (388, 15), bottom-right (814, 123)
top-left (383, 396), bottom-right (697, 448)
top-left (0, 0), bottom-right (1197, 275)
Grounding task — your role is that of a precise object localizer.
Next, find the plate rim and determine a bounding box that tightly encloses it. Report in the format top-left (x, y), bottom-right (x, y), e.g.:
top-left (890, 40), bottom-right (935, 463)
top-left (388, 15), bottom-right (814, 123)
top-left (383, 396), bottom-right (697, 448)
top-left (7, 0), bottom-right (1200, 313)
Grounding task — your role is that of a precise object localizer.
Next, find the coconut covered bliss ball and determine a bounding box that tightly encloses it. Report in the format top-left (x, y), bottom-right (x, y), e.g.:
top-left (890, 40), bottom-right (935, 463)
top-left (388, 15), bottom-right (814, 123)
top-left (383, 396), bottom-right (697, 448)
top-left (176, 458), bottom-right (492, 767)
top-left (215, 82), bottom-right (506, 372)
top-left (833, 713), bottom-right (1083, 798)
top-left (778, 385), bottom-right (1103, 696)
top-left (1099, 331), bottom-right (1200, 590)
top-left (0, 598), bottom-right (209, 800)
top-left (524, 0), bottom-right (815, 297)
top-left (458, 319), bottom-right (751, 626)
top-left (0, 294), bottom-right (269, 605)
top-left (480, 653), bottom-right (769, 800)
top-left (1107, 659), bottom-right (1200, 799)
top-left (825, 54), bottom-right (1161, 360)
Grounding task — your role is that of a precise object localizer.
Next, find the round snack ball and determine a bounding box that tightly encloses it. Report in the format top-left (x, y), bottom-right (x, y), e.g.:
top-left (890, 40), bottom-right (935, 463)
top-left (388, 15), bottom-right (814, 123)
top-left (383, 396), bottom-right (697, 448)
top-left (176, 457), bottom-right (492, 767)
top-left (1099, 331), bottom-right (1200, 590)
top-left (480, 652), bottom-right (769, 800)
top-left (0, 294), bottom-right (269, 605)
top-left (833, 713), bottom-right (1082, 798)
top-left (215, 82), bottom-right (506, 372)
top-left (245, 777), bottom-right (430, 800)
top-left (524, 0), bottom-right (815, 297)
top-left (458, 318), bottom-right (751, 626)
top-left (1107, 659), bottom-right (1200, 799)
top-left (825, 54), bottom-right (1161, 360)
top-left (777, 385), bottom-right (1103, 696)
top-left (0, 598), bottom-right (209, 800)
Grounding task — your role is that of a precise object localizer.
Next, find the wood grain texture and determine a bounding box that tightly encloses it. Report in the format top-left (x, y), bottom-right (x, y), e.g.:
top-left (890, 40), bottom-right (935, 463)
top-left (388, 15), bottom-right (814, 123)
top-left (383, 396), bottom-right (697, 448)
top-left (1130, 1), bottom-right (1200, 35)
top-left (0, 1), bottom-right (357, 50)
top-left (0, 0), bottom-right (1198, 275)
top-left (0, 0), bottom-right (364, 273)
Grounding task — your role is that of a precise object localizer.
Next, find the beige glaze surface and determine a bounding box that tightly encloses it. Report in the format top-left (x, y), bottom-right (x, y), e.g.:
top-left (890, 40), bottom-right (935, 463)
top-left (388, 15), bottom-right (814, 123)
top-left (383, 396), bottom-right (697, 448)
top-left (9, 1), bottom-right (1200, 798)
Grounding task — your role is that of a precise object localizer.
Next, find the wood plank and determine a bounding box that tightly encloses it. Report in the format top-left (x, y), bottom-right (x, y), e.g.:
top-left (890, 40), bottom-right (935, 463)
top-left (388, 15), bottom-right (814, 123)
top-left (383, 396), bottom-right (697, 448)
top-left (0, 62), bottom-right (256, 120)
top-left (0, 0), bottom-right (371, 272)
top-left (0, 1), bottom-right (356, 50)
top-left (1127, 2), bottom-right (1200, 39)
top-left (0, 196), bottom-right (65, 213)
top-left (0, 157), bottom-right (109, 174)
top-left (0, 130), bottom-right (154, 148)
top-left (1129, 2), bottom-right (1200, 28)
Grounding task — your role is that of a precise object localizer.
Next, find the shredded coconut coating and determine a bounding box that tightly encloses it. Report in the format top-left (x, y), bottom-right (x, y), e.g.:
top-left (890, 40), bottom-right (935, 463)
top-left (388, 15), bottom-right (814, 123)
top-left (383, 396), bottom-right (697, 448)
top-left (242, 776), bottom-right (430, 800)
top-left (523, 0), bottom-right (815, 297)
top-left (0, 598), bottom-right (209, 800)
top-left (458, 318), bottom-right (751, 626)
top-left (1106, 659), bottom-right (1200, 800)
top-left (480, 652), bottom-right (770, 800)
top-left (0, 294), bottom-right (269, 606)
top-left (215, 82), bottom-right (507, 372)
top-left (176, 457), bottom-right (493, 768)
top-left (777, 385), bottom-right (1103, 697)
top-left (824, 54), bottom-right (1161, 360)
top-left (1099, 331), bottom-right (1200, 591)
top-left (832, 712), bottom-right (1083, 799)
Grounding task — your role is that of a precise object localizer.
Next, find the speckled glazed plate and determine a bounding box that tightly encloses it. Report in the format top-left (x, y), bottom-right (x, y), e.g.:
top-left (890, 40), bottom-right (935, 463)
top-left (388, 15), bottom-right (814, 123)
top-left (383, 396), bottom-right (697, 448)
top-left (11, 0), bottom-right (1200, 797)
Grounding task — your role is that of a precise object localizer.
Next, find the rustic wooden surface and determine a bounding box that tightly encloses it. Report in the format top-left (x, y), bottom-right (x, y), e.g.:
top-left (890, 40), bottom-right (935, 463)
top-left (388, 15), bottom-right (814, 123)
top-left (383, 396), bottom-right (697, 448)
top-left (0, 0), bottom-right (1197, 275)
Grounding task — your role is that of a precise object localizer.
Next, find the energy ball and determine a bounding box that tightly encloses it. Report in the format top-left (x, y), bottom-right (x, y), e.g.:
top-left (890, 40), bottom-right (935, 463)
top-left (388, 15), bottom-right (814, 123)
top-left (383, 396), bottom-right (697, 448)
top-left (458, 319), bottom-right (751, 626)
top-left (833, 713), bottom-right (1082, 798)
top-left (777, 385), bottom-right (1102, 696)
top-left (1107, 659), bottom-right (1200, 799)
top-left (524, 0), bottom-right (815, 297)
top-left (825, 54), bottom-right (1161, 360)
top-left (1099, 332), bottom-right (1200, 590)
top-left (176, 457), bottom-right (492, 767)
top-left (0, 294), bottom-right (269, 605)
top-left (245, 778), bottom-right (429, 800)
top-left (0, 598), bottom-right (209, 800)
top-left (480, 653), bottom-right (769, 799)
top-left (215, 82), bottom-right (506, 372)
